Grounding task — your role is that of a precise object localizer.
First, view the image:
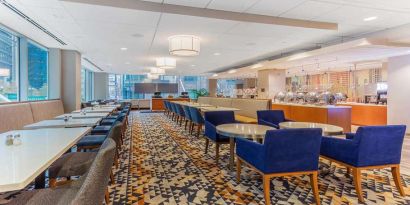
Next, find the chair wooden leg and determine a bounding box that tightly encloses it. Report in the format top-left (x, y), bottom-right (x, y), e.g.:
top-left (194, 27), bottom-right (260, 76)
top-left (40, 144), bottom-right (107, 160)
top-left (391, 165), bottom-right (405, 196)
top-left (352, 168), bottom-right (364, 203)
top-left (105, 188), bottom-right (110, 204)
top-left (346, 167), bottom-right (350, 176)
top-left (196, 125), bottom-right (201, 138)
top-left (110, 170), bottom-right (115, 185)
top-left (190, 123), bottom-right (195, 134)
top-left (215, 143), bottom-right (220, 165)
top-left (184, 120), bottom-right (188, 130)
top-left (205, 138), bottom-right (209, 154)
top-left (236, 158), bottom-right (242, 183)
top-left (262, 175), bottom-right (271, 205)
top-left (309, 172), bottom-right (321, 205)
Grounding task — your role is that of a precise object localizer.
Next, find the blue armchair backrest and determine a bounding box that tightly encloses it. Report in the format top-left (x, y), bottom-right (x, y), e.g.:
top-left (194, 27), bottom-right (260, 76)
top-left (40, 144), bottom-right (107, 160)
top-left (355, 125), bottom-right (406, 166)
top-left (262, 128), bottom-right (322, 173)
top-left (169, 103), bottom-right (175, 112)
top-left (175, 104), bottom-right (185, 116)
top-left (204, 111), bottom-right (235, 126)
top-left (163, 101), bottom-right (168, 109)
top-left (257, 110), bottom-right (286, 125)
top-left (183, 106), bottom-right (192, 120)
top-left (189, 107), bottom-right (204, 124)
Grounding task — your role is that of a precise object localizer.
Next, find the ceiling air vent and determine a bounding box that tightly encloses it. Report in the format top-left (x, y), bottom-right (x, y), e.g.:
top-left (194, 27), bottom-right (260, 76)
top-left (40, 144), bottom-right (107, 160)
top-left (83, 58), bottom-right (104, 71)
top-left (0, 0), bottom-right (67, 45)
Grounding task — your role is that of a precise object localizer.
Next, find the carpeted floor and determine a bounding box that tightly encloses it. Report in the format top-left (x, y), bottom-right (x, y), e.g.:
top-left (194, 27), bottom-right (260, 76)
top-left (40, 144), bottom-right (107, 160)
top-left (108, 111), bottom-right (410, 205)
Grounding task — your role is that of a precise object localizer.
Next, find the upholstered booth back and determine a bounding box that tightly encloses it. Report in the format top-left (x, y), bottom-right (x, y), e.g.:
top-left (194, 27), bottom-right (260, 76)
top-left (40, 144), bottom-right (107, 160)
top-left (30, 100), bottom-right (65, 122)
top-left (0, 103), bottom-right (34, 134)
top-left (197, 97), bottom-right (211, 105)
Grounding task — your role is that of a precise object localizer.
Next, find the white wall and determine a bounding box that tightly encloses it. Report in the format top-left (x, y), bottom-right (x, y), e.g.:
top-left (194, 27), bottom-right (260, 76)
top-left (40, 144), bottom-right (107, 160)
top-left (94, 72), bottom-right (109, 100)
top-left (61, 50), bottom-right (81, 112)
top-left (388, 54), bottom-right (410, 132)
top-left (257, 69), bottom-right (286, 99)
top-left (48, 48), bottom-right (61, 99)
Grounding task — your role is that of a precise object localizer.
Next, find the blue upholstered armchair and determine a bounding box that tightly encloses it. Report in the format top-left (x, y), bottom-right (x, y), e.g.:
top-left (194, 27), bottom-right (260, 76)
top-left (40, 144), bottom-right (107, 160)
top-left (257, 110), bottom-right (291, 129)
top-left (320, 125), bottom-right (406, 202)
top-left (204, 111), bottom-right (236, 164)
top-left (236, 128), bottom-right (322, 205)
top-left (189, 107), bottom-right (205, 137)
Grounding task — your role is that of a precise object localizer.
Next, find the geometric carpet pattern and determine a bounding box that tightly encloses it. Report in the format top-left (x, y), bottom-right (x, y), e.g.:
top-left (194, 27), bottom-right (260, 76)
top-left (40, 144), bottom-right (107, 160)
top-left (108, 111), bottom-right (410, 205)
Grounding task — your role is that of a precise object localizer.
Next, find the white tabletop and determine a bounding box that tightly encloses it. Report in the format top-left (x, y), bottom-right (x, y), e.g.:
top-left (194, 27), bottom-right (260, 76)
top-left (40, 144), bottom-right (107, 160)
top-left (175, 102), bottom-right (214, 108)
top-left (72, 108), bottom-right (114, 113)
top-left (24, 118), bottom-right (101, 130)
top-left (0, 127), bottom-right (91, 192)
top-left (55, 112), bottom-right (109, 119)
top-left (216, 123), bottom-right (274, 139)
top-left (279, 122), bottom-right (343, 135)
top-left (200, 106), bottom-right (241, 112)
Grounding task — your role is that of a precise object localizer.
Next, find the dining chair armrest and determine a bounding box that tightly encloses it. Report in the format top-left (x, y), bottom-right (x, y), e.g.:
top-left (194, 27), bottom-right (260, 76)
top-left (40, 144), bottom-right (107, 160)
top-left (345, 132), bottom-right (356, 140)
top-left (236, 137), bottom-right (264, 166)
top-left (320, 136), bottom-right (358, 165)
top-left (204, 121), bottom-right (217, 139)
top-left (259, 119), bottom-right (279, 129)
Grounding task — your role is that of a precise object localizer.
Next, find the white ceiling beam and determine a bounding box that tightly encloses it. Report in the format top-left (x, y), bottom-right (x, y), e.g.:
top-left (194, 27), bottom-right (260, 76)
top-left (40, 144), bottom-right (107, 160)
top-left (60, 0), bottom-right (338, 30)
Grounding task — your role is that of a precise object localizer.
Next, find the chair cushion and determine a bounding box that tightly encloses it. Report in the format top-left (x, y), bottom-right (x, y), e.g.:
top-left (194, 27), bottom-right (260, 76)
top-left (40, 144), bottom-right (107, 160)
top-left (0, 103), bottom-right (34, 133)
top-left (77, 135), bottom-right (106, 147)
top-left (100, 119), bottom-right (116, 126)
top-left (90, 126), bottom-right (111, 135)
top-left (235, 115), bottom-right (257, 123)
top-left (49, 152), bottom-right (97, 178)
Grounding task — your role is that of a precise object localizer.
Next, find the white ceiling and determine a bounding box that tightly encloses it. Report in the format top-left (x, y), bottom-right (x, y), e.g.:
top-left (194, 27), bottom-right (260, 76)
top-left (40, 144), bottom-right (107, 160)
top-left (1, 0), bottom-right (410, 75)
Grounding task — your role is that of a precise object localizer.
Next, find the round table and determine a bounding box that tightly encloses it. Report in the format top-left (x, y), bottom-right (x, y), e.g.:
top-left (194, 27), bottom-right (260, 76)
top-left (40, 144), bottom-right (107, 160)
top-left (216, 123), bottom-right (275, 170)
top-left (279, 122), bottom-right (343, 135)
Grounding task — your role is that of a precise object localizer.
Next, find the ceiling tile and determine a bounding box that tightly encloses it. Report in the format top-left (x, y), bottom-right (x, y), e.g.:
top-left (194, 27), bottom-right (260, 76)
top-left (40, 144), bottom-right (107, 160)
top-left (207, 0), bottom-right (260, 12)
top-left (245, 0), bottom-right (306, 16)
top-left (280, 0), bottom-right (342, 20)
top-left (165, 0), bottom-right (211, 8)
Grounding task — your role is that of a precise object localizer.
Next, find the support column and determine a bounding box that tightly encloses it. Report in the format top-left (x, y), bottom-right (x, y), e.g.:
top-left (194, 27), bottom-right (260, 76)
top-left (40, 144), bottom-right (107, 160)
top-left (61, 50), bottom-right (81, 112)
top-left (48, 48), bottom-right (61, 99)
top-left (94, 72), bottom-right (109, 100)
top-left (257, 69), bottom-right (286, 99)
top-left (387, 54), bottom-right (410, 132)
top-left (208, 79), bottom-right (217, 97)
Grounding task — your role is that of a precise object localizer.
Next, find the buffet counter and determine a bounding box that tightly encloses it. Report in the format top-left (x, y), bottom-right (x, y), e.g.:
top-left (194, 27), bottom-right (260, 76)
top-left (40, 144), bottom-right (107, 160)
top-left (151, 98), bottom-right (190, 111)
top-left (271, 103), bottom-right (352, 132)
top-left (337, 103), bottom-right (387, 126)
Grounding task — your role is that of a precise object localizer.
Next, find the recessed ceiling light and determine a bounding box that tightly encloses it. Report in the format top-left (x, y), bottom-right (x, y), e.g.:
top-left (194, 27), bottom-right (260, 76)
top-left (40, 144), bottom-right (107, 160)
top-left (213, 52), bottom-right (221, 56)
top-left (363, 16), bottom-right (377, 21)
top-left (120, 47), bottom-right (128, 51)
top-left (228, 69), bottom-right (237, 74)
top-left (125, 62), bottom-right (130, 65)
top-left (212, 74), bottom-right (218, 77)
top-left (191, 64), bottom-right (196, 67)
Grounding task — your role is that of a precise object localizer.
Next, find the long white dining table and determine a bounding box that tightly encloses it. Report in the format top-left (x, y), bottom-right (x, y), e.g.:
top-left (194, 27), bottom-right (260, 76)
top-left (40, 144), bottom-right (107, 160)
top-left (0, 127), bottom-right (91, 192)
top-left (23, 118), bottom-right (101, 130)
top-left (72, 107), bottom-right (114, 113)
top-left (55, 112), bottom-right (109, 119)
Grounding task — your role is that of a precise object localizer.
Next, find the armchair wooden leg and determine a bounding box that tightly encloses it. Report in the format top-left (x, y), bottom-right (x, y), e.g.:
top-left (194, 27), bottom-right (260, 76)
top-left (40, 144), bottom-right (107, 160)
top-left (205, 139), bottom-right (209, 154)
top-left (236, 158), bottom-right (242, 183)
top-left (391, 165), bottom-right (405, 196)
top-left (184, 120), bottom-right (188, 130)
top-left (105, 188), bottom-right (110, 204)
top-left (215, 143), bottom-right (220, 165)
top-left (309, 172), bottom-right (321, 205)
top-left (352, 168), bottom-right (364, 203)
top-left (346, 167), bottom-right (350, 176)
top-left (262, 175), bottom-right (271, 205)
top-left (196, 125), bottom-right (201, 138)
top-left (110, 170), bottom-right (115, 185)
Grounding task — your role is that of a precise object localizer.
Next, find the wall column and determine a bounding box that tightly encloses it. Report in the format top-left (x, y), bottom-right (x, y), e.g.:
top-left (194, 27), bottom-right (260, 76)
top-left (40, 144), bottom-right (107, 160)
top-left (208, 79), bottom-right (217, 97)
top-left (94, 72), bottom-right (109, 100)
top-left (387, 54), bottom-right (410, 132)
top-left (257, 69), bottom-right (286, 99)
top-left (48, 48), bottom-right (61, 99)
top-left (61, 50), bottom-right (81, 112)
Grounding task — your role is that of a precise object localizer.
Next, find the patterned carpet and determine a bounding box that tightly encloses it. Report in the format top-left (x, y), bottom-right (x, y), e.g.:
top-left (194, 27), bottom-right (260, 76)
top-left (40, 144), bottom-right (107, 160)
top-left (108, 111), bottom-right (410, 205)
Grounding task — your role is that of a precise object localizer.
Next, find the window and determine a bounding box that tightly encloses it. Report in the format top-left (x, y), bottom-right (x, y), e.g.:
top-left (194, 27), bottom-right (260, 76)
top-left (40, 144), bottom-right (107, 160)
top-left (27, 41), bottom-right (48, 101)
top-left (81, 68), bottom-right (94, 102)
top-left (0, 28), bottom-right (19, 103)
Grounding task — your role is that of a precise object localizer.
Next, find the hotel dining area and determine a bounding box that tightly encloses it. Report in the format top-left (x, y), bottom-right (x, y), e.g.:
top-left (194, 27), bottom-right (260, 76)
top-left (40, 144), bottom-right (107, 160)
top-left (2, 0), bottom-right (410, 205)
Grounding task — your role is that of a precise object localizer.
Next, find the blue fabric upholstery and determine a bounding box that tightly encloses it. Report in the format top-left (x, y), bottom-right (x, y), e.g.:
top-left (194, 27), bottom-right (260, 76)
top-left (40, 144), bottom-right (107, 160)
top-left (257, 110), bottom-right (290, 129)
top-left (183, 105), bottom-right (192, 121)
top-left (236, 128), bottom-right (322, 173)
top-left (170, 102), bottom-right (177, 114)
top-left (204, 111), bottom-right (236, 142)
top-left (189, 107), bottom-right (204, 124)
top-left (175, 104), bottom-right (185, 117)
top-left (321, 125), bottom-right (406, 167)
top-left (90, 125), bottom-right (112, 135)
top-left (77, 135), bottom-right (106, 147)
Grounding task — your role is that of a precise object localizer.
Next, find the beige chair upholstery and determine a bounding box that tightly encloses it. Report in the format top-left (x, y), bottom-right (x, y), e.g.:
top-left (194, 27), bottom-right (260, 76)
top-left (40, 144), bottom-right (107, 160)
top-left (0, 103), bottom-right (34, 133)
top-left (30, 100), bottom-right (65, 122)
top-left (197, 97), bottom-right (212, 105)
top-left (210, 98), bottom-right (232, 107)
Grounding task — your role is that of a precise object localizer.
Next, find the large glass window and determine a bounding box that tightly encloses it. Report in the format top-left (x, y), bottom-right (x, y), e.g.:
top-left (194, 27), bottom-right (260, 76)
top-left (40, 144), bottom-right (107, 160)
top-left (81, 68), bottom-right (94, 102)
top-left (0, 28), bottom-right (19, 103)
top-left (27, 41), bottom-right (48, 101)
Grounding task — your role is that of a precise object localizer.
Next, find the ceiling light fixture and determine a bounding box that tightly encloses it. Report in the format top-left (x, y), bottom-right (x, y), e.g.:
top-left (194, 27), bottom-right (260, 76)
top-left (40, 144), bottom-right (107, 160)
top-left (0, 68), bottom-right (10, 77)
top-left (125, 62), bottom-right (130, 65)
top-left (228, 69), bottom-right (237, 74)
top-left (150, 67), bottom-right (165, 75)
top-left (213, 52), bottom-right (221, 56)
top-left (363, 16), bottom-right (377, 21)
top-left (156, 57), bottom-right (176, 69)
top-left (147, 73), bottom-right (159, 80)
top-left (251, 63), bottom-right (263, 69)
top-left (168, 35), bottom-right (200, 56)
top-left (120, 47), bottom-right (128, 51)
top-left (191, 64), bottom-right (196, 67)
top-left (212, 74), bottom-right (218, 77)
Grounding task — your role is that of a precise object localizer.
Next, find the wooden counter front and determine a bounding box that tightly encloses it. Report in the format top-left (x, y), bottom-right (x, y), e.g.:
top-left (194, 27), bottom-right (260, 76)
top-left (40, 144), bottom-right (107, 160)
top-left (272, 103), bottom-right (351, 133)
top-left (337, 103), bottom-right (387, 126)
top-left (151, 98), bottom-right (190, 111)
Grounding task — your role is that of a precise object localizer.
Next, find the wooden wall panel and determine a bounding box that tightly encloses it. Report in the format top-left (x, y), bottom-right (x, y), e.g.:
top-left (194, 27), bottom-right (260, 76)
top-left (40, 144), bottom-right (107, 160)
top-left (338, 103), bottom-right (387, 126)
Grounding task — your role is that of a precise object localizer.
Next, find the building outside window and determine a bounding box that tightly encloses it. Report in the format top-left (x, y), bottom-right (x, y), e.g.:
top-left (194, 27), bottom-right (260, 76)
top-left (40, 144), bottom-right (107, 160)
top-left (27, 41), bottom-right (48, 101)
top-left (81, 68), bottom-right (94, 102)
top-left (0, 28), bottom-right (19, 103)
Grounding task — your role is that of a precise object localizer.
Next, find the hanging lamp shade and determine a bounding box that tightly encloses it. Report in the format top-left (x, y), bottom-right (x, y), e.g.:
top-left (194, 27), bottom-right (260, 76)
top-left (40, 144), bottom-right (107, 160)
top-left (168, 35), bottom-right (200, 56)
top-left (156, 57), bottom-right (176, 69)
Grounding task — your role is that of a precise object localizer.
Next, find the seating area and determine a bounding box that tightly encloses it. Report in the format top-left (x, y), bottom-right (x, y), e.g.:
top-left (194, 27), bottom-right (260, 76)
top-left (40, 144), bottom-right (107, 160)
top-left (3, 1), bottom-right (410, 204)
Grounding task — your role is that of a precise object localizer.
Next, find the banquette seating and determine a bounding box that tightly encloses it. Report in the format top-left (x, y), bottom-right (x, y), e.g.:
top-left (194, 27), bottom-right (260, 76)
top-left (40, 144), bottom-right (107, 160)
top-left (197, 97), bottom-right (271, 123)
top-left (0, 99), bottom-right (65, 133)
